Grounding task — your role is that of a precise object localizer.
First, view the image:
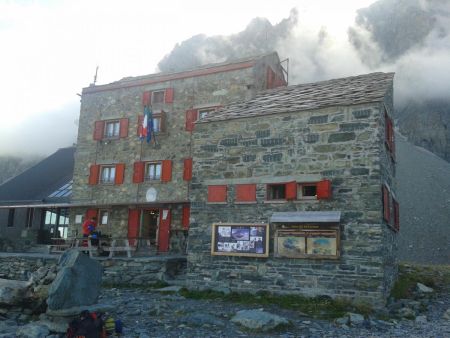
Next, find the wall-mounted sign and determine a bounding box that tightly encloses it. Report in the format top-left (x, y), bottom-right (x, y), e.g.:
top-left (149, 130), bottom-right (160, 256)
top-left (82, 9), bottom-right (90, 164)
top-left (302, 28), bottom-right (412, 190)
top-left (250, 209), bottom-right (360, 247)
top-left (274, 229), bottom-right (340, 259)
top-left (211, 223), bottom-right (269, 257)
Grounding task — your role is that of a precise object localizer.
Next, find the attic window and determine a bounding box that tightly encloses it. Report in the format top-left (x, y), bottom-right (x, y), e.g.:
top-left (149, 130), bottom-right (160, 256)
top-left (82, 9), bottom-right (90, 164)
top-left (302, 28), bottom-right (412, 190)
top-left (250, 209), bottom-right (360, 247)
top-left (152, 91), bottom-right (165, 105)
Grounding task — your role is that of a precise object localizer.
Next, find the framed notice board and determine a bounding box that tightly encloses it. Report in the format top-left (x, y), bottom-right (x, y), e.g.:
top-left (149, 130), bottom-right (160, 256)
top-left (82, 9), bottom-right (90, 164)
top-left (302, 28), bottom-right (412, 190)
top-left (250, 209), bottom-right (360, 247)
top-left (211, 223), bottom-right (269, 257)
top-left (274, 228), bottom-right (340, 259)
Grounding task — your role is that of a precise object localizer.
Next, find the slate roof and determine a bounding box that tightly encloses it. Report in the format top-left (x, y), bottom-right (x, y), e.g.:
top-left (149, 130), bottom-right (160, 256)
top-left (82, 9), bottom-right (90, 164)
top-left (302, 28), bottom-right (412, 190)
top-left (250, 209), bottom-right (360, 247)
top-left (198, 72), bottom-right (394, 123)
top-left (0, 147), bottom-right (75, 205)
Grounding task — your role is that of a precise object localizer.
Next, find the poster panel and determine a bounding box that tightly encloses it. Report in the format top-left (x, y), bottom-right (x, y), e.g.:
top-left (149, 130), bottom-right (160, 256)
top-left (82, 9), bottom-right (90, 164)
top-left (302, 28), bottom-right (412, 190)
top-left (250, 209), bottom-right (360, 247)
top-left (275, 229), bottom-right (339, 258)
top-left (211, 223), bottom-right (269, 257)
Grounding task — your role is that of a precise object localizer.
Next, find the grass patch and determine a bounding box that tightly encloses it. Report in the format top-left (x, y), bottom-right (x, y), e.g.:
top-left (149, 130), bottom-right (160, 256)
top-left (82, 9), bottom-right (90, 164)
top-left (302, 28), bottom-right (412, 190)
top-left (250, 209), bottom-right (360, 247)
top-left (179, 289), bottom-right (372, 320)
top-left (391, 263), bottom-right (450, 299)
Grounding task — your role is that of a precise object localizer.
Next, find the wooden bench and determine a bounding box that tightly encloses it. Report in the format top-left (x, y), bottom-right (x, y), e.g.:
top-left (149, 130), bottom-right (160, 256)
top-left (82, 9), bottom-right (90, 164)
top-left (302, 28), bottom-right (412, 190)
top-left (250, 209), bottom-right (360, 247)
top-left (103, 239), bottom-right (137, 258)
top-left (70, 238), bottom-right (99, 258)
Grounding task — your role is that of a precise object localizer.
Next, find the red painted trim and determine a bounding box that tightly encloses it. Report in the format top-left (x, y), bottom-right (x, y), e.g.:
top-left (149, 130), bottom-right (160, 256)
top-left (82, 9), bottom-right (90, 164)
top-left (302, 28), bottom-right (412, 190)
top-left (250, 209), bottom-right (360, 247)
top-left (83, 61), bottom-right (255, 94)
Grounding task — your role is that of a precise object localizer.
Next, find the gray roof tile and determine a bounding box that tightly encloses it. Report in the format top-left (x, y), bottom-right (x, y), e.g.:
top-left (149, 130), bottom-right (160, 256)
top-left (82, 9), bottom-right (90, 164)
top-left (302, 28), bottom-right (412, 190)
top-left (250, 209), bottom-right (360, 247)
top-left (199, 72), bottom-right (394, 123)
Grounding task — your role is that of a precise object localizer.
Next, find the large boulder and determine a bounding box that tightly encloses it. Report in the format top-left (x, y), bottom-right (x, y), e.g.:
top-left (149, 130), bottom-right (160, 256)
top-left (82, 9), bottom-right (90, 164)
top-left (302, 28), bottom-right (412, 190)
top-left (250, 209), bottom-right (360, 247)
top-left (231, 309), bottom-right (290, 331)
top-left (0, 279), bottom-right (32, 306)
top-left (47, 250), bottom-right (103, 311)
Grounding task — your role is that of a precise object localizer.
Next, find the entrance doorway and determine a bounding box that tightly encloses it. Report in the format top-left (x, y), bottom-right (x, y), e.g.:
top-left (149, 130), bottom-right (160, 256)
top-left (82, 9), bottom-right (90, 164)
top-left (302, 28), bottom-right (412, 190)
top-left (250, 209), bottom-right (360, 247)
top-left (142, 209), bottom-right (160, 246)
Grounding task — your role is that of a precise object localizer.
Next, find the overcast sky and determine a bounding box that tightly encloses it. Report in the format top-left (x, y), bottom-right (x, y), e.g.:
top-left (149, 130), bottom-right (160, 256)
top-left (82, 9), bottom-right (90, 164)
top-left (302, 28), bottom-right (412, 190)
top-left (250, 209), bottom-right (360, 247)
top-left (0, 0), bottom-right (377, 157)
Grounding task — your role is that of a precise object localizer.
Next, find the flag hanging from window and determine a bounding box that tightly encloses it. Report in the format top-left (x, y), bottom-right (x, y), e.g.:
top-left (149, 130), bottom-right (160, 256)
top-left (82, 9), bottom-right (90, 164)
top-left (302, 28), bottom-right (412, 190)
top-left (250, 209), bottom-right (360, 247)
top-left (140, 106), bottom-right (154, 143)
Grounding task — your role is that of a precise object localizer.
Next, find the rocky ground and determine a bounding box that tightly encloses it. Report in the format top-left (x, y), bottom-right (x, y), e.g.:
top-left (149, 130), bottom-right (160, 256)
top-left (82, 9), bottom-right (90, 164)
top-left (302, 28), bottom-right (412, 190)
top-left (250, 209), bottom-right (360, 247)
top-left (1, 264), bottom-right (449, 338)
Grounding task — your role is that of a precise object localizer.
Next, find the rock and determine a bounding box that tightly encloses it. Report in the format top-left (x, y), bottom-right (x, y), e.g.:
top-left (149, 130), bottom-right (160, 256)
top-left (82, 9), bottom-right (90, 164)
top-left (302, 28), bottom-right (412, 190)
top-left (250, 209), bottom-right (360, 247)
top-left (182, 312), bottom-right (225, 327)
top-left (155, 285), bottom-right (183, 293)
top-left (0, 278), bottom-right (32, 306)
top-left (334, 316), bottom-right (349, 326)
top-left (46, 303), bottom-right (115, 317)
top-left (212, 286), bottom-right (232, 295)
top-left (231, 309), bottom-right (290, 331)
top-left (442, 308), bottom-right (450, 321)
top-left (416, 283), bottom-right (434, 293)
top-left (397, 307), bottom-right (415, 319)
top-left (415, 315), bottom-right (427, 323)
top-left (15, 323), bottom-right (49, 338)
top-left (347, 312), bottom-right (365, 326)
top-left (47, 250), bottom-right (103, 311)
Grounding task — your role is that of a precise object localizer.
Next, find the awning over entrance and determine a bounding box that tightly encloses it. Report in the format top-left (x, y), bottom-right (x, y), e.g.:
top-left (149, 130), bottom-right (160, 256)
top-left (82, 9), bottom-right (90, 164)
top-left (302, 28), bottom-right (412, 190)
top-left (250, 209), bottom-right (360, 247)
top-left (270, 211), bottom-right (341, 223)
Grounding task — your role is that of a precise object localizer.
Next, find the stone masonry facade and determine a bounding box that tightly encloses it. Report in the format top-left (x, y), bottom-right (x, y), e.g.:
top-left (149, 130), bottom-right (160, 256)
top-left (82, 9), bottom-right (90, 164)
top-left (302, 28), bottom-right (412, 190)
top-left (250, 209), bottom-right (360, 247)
top-left (187, 73), bottom-right (398, 306)
top-left (70, 53), bottom-right (286, 253)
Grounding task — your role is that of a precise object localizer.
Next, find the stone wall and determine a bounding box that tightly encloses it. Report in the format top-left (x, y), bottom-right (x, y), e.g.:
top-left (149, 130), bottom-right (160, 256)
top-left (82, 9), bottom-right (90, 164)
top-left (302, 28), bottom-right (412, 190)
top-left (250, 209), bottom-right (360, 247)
top-left (187, 100), bottom-right (398, 306)
top-left (0, 254), bottom-right (186, 284)
top-left (70, 54), bottom-right (285, 251)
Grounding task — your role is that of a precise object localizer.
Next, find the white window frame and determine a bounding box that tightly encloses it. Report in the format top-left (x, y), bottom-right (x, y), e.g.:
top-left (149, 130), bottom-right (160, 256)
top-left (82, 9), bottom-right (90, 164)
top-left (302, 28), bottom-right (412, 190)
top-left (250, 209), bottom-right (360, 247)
top-left (100, 165), bottom-right (116, 184)
top-left (99, 209), bottom-right (109, 226)
top-left (104, 120), bottom-right (120, 139)
top-left (145, 162), bottom-right (162, 181)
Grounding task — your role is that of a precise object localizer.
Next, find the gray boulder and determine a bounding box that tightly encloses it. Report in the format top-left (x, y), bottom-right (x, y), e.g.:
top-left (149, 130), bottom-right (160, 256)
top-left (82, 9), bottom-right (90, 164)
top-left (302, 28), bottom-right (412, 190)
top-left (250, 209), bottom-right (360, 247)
top-left (0, 278), bottom-right (32, 306)
top-left (47, 250), bottom-right (103, 311)
top-left (443, 308), bottom-right (450, 321)
top-left (416, 283), bottom-right (434, 293)
top-left (16, 323), bottom-right (49, 338)
top-left (231, 309), bottom-right (289, 331)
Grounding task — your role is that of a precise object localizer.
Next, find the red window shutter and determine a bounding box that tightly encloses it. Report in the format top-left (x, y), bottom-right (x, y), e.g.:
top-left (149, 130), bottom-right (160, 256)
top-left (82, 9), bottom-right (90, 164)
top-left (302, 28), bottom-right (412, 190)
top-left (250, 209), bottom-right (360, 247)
top-left (164, 88), bottom-right (174, 103)
top-left (142, 91), bottom-right (151, 106)
top-left (85, 209), bottom-right (98, 222)
top-left (185, 109), bottom-right (198, 132)
top-left (115, 163), bottom-right (125, 185)
top-left (93, 121), bottom-right (104, 140)
top-left (127, 209), bottom-right (140, 246)
top-left (182, 206), bottom-right (190, 229)
top-left (285, 181), bottom-right (297, 200)
top-left (208, 185), bottom-right (227, 203)
top-left (119, 118), bottom-right (129, 138)
top-left (161, 160), bottom-right (172, 182)
top-left (137, 115), bottom-right (144, 136)
top-left (133, 161), bottom-right (145, 183)
top-left (317, 180), bottom-right (332, 199)
top-left (383, 185), bottom-right (390, 222)
top-left (236, 184), bottom-right (256, 202)
top-left (393, 199), bottom-right (400, 231)
top-left (183, 158), bottom-right (193, 181)
top-left (88, 164), bottom-right (100, 185)
top-left (158, 209), bottom-right (171, 252)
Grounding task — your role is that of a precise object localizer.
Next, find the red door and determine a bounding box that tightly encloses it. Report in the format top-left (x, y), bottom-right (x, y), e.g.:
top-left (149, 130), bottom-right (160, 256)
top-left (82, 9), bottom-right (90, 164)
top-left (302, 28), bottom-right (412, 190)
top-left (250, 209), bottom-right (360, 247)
top-left (158, 209), bottom-right (171, 252)
top-left (127, 209), bottom-right (140, 246)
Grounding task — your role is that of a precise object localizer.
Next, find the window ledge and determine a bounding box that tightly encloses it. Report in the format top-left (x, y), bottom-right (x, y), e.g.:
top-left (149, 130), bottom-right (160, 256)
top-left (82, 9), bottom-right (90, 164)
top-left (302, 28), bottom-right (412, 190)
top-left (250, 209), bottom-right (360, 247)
top-left (207, 202), bottom-right (228, 205)
top-left (264, 200), bottom-right (287, 204)
top-left (235, 201), bottom-right (257, 204)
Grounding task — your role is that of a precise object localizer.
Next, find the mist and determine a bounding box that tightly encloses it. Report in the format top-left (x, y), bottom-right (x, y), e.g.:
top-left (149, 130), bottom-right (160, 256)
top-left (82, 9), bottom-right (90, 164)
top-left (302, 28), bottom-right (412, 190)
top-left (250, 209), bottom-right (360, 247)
top-left (159, 0), bottom-right (450, 107)
top-left (0, 101), bottom-right (79, 157)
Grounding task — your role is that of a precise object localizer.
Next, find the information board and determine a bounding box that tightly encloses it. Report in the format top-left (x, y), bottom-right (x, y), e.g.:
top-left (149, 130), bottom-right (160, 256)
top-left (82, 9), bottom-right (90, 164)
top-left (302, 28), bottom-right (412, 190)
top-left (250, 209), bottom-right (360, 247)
top-left (211, 223), bottom-right (269, 257)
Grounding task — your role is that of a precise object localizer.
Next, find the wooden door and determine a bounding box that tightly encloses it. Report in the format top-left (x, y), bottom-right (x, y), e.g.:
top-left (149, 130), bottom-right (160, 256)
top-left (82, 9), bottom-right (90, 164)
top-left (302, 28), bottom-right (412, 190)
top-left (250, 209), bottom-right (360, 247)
top-left (127, 209), bottom-right (140, 246)
top-left (158, 209), bottom-right (171, 252)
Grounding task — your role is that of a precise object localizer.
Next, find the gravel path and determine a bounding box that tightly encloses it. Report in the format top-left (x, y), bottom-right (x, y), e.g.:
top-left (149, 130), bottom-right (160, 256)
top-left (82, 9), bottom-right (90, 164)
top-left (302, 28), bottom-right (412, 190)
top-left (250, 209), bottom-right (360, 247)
top-left (98, 286), bottom-right (450, 338)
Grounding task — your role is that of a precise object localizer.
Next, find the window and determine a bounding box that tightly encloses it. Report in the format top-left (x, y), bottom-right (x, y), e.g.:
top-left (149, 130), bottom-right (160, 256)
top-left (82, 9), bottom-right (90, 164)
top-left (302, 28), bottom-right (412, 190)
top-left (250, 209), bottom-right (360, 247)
top-left (26, 208), bottom-right (34, 228)
top-left (207, 185), bottom-right (227, 203)
top-left (235, 184), bottom-right (256, 203)
top-left (145, 162), bottom-right (162, 181)
top-left (152, 90), bottom-right (165, 105)
top-left (152, 114), bottom-right (162, 132)
top-left (198, 107), bottom-right (216, 119)
top-left (104, 120), bottom-right (120, 138)
top-left (99, 210), bottom-right (109, 226)
top-left (94, 118), bottom-right (128, 141)
top-left (7, 208), bottom-right (15, 227)
top-left (267, 184), bottom-right (286, 200)
top-left (298, 183), bottom-right (317, 199)
top-left (100, 166), bottom-right (116, 184)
